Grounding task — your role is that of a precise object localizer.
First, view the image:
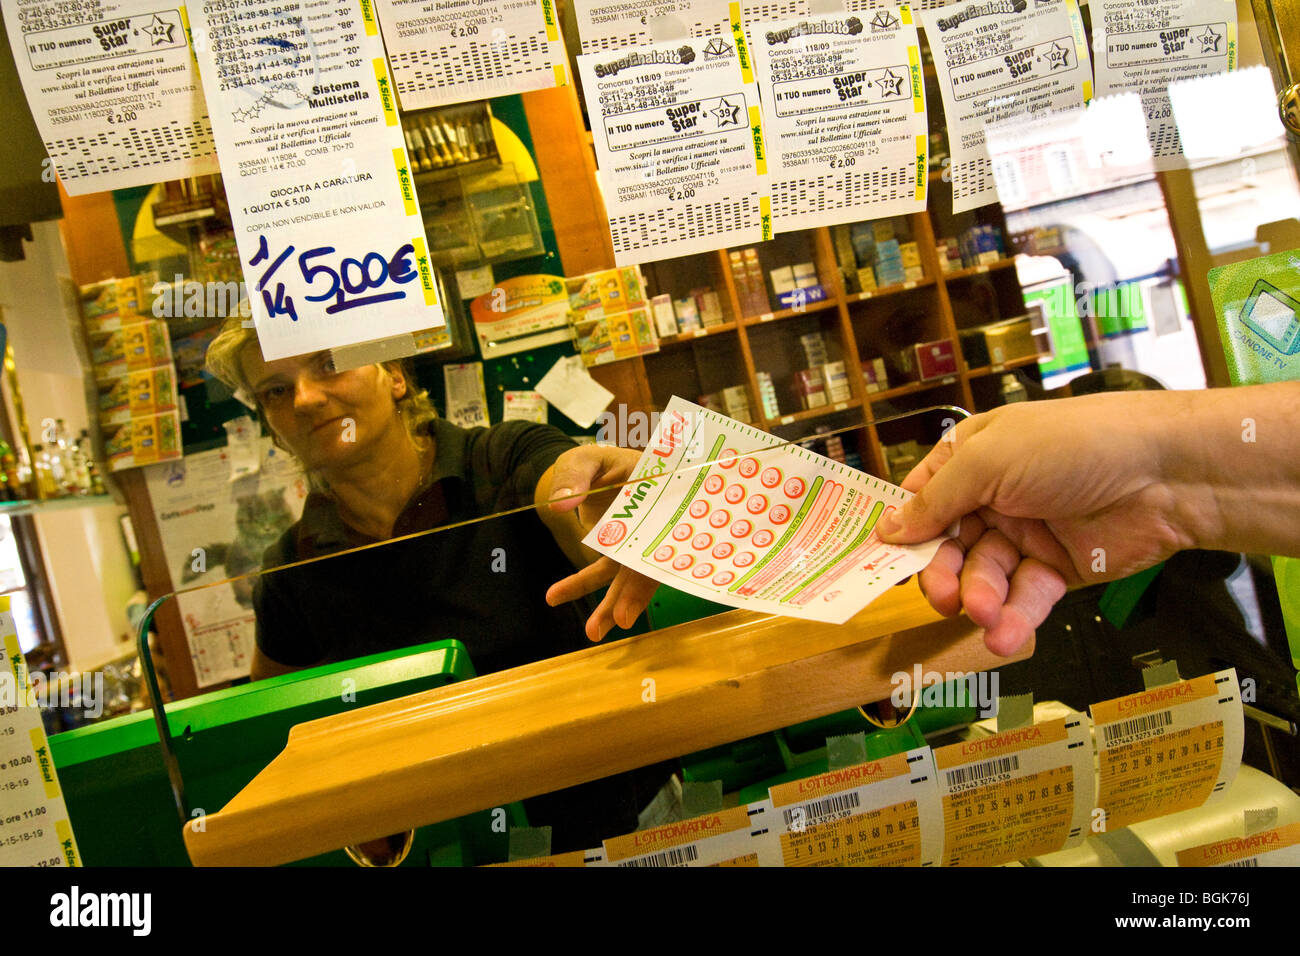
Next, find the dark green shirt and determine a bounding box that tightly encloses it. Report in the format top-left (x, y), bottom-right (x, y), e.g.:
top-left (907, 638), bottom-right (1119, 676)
top-left (252, 418), bottom-right (590, 675)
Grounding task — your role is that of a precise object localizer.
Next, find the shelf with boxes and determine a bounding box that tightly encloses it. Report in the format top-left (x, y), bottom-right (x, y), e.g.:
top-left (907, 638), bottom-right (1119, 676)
top-left (609, 208), bottom-right (1035, 481)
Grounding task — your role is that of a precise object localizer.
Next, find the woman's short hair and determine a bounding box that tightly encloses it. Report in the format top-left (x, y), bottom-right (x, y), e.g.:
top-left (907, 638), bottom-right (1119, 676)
top-left (204, 312), bottom-right (438, 449)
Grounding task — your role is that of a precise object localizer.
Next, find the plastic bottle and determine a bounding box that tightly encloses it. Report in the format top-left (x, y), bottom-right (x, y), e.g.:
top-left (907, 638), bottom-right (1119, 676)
top-left (54, 420), bottom-right (83, 495)
top-left (75, 431), bottom-right (99, 495)
top-left (1000, 373), bottom-right (1028, 404)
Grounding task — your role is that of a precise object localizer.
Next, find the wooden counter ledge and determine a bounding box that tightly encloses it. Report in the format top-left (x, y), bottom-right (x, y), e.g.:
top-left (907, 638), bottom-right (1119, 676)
top-left (183, 580), bottom-right (1029, 866)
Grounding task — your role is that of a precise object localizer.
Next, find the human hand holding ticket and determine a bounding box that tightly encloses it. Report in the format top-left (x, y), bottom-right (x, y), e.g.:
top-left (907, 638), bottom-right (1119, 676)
top-left (564, 398), bottom-right (954, 630)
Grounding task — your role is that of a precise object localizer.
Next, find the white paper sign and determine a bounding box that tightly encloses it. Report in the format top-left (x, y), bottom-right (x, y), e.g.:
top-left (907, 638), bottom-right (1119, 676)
top-left (577, 29), bottom-right (770, 266)
top-left (443, 362), bottom-right (490, 428)
top-left (922, 0), bottom-right (1091, 213)
top-left (1091, 0), bottom-right (1235, 170)
top-left (502, 390), bottom-right (549, 422)
top-left (535, 355), bottom-right (614, 428)
top-left (583, 397), bottom-right (950, 624)
top-left (0, 611), bottom-right (80, 866)
top-left (752, 5), bottom-right (928, 231)
top-left (144, 443), bottom-right (308, 687)
top-left (373, 0), bottom-right (568, 109)
top-left (186, 0), bottom-right (444, 360)
top-left (569, 0), bottom-right (897, 55)
top-left (2, 0), bottom-right (219, 194)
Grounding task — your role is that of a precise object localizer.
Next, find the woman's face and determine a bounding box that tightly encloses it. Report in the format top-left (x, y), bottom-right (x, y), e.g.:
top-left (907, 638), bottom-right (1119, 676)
top-left (240, 348), bottom-right (407, 471)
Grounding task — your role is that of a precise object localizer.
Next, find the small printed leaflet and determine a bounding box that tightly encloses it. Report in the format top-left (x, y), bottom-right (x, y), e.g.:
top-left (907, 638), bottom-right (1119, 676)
top-left (1091, 0), bottom-right (1235, 169)
top-left (751, 4), bottom-right (928, 230)
top-left (372, 0), bottom-right (568, 108)
top-left (921, 0), bottom-right (1092, 212)
top-left (0, 600), bottom-right (80, 867)
top-left (577, 33), bottom-right (770, 264)
top-left (2, 0), bottom-right (219, 193)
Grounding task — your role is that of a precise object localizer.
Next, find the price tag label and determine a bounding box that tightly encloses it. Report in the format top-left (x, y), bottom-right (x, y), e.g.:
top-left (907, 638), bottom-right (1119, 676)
top-left (779, 415), bottom-right (795, 425)
top-left (694, 329), bottom-right (709, 338)
top-left (759, 313), bottom-right (775, 323)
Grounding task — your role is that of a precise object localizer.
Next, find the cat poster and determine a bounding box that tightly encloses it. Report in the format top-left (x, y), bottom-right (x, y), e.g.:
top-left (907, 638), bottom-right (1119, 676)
top-left (144, 441), bottom-right (308, 686)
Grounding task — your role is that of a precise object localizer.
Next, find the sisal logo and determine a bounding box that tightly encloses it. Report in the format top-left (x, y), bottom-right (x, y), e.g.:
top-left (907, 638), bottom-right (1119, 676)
top-left (50, 887), bottom-right (151, 936)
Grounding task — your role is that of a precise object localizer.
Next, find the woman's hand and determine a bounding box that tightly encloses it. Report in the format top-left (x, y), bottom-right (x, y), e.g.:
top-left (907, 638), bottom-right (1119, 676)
top-left (876, 393), bottom-right (1202, 657)
top-left (540, 445), bottom-right (662, 643)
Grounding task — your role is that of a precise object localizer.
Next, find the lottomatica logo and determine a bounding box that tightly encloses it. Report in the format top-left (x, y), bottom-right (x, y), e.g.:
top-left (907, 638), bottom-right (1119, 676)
top-left (50, 887), bottom-right (151, 936)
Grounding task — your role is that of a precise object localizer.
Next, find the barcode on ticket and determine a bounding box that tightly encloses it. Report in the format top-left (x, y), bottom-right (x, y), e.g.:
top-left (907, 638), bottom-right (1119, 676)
top-left (782, 791), bottom-right (862, 827)
top-left (617, 844), bottom-right (701, 867)
top-left (1225, 859), bottom-right (1259, 868)
top-left (945, 755), bottom-right (1020, 788)
top-left (1102, 710), bottom-right (1174, 746)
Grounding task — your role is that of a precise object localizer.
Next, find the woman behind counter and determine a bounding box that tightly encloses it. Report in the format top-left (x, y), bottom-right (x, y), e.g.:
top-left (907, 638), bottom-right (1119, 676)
top-left (204, 314), bottom-right (657, 680)
top-left (204, 315), bottom-right (669, 853)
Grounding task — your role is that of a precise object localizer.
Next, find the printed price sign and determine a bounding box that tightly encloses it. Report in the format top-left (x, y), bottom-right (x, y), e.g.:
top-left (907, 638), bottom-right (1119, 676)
top-left (1092, 669), bottom-right (1244, 832)
top-left (1176, 822), bottom-right (1300, 868)
top-left (373, 0), bottom-right (567, 108)
top-left (751, 5), bottom-right (928, 230)
top-left (2, 0), bottom-right (219, 193)
top-left (0, 600), bottom-right (80, 867)
top-left (603, 802), bottom-right (780, 866)
top-left (1092, 0), bottom-right (1235, 169)
top-left (768, 748), bottom-right (943, 866)
top-left (577, 31), bottom-right (770, 265)
top-left (186, 0), bottom-right (444, 360)
top-left (922, 0), bottom-right (1091, 212)
top-left (582, 397), bottom-right (950, 623)
top-left (933, 715), bottom-right (1093, 866)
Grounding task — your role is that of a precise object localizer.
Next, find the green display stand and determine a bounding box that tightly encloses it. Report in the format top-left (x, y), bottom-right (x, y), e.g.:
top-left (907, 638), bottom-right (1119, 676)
top-left (1208, 249), bottom-right (1300, 692)
top-left (49, 641), bottom-right (528, 866)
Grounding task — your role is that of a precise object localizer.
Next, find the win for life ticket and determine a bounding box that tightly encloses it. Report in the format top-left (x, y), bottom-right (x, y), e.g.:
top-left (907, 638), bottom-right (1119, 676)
top-left (2, 0), bottom-right (219, 195)
top-left (750, 5), bottom-right (928, 232)
top-left (577, 37), bottom-right (770, 266)
top-left (582, 397), bottom-right (950, 624)
top-left (1091, 0), bottom-right (1235, 170)
top-left (372, 0), bottom-right (567, 109)
top-left (922, 0), bottom-right (1091, 213)
top-left (185, 0), bottom-right (444, 361)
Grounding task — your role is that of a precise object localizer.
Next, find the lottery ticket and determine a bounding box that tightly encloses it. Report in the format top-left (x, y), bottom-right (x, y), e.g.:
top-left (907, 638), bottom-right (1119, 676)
top-left (768, 748), bottom-right (943, 866)
top-left (1176, 822), bottom-right (1300, 868)
top-left (186, 0), bottom-right (444, 360)
top-left (933, 714), bottom-right (1093, 866)
top-left (751, 4), bottom-right (927, 231)
top-left (1091, 0), bottom-right (1235, 169)
top-left (372, 0), bottom-right (567, 109)
top-left (1092, 669), bottom-right (1244, 832)
top-left (577, 33), bottom-right (770, 266)
top-left (922, 0), bottom-right (1091, 213)
top-left (582, 397), bottom-right (951, 623)
top-left (0, 603), bottom-right (80, 867)
top-left (603, 802), bottom-right (782, 866)
top-left (569, 0), bottom-right (907, 55)
top-left (2, 0), bottom-right (218, 194)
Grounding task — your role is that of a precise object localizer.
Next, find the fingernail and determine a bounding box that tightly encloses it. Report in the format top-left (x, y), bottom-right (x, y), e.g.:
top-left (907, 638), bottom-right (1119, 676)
top-left (552, 487), bottom-right (574, 504)
top-left (878, 512), bottom-right (902, 537)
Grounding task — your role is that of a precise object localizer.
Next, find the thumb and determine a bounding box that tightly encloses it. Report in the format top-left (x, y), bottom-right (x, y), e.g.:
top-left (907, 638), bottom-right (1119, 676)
top-left (546, 451), bottom-right (598, 513)
top-left (878, 437), bottom-right (987, 543)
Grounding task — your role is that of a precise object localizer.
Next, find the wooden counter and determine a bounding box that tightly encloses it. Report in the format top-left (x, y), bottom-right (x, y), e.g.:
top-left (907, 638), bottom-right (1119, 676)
top-left (183, 580), bottom-right (1028, 866)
